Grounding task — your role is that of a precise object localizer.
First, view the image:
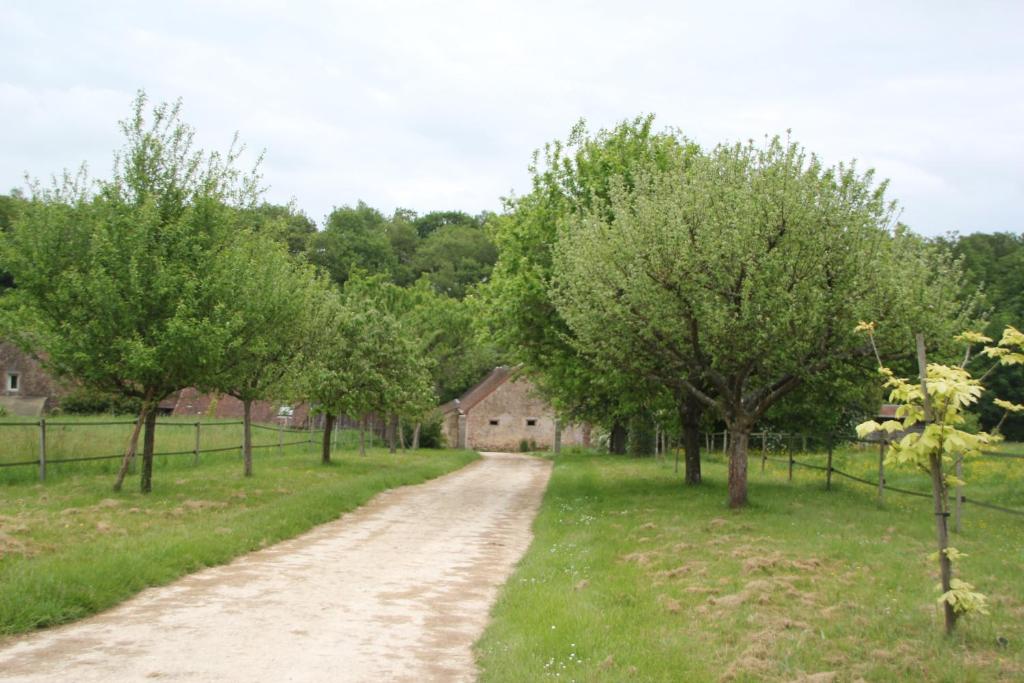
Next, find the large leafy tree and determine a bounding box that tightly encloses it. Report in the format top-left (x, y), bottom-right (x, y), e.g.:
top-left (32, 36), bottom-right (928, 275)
top-left (554, 135), bottom-right (975, 507)
top-left (411, 224), bottom-right (497, 298)
top-left (309, 202), bottom-right (397, 286)
top-left (0, 92), bottom-right (261, 493)
top-left (204, 232), bottom-right (330, 476)
top-left (482, 116), bottom-right (698, 458)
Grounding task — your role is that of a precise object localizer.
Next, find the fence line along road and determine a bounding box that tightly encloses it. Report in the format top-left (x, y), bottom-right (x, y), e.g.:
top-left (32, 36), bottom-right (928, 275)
top-left (700, 430), bottom-right (1024, 529)
top-left (0, 418), bottom-right (317, 481)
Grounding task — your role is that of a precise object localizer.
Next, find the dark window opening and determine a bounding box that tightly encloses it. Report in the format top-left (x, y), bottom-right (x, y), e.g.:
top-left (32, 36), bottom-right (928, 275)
top-left (7, 373), bottom-right (19, 392)
top-left (489, 419), bottom-right (499, 426)
top-left (526, 418), bottom-right (537, 427)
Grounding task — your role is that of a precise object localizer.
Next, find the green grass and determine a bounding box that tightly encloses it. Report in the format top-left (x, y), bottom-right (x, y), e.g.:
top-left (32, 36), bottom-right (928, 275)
top-left (476, 448), bottom-right (1024, 682)
top-left (0, 439), bottom-right (477, 636)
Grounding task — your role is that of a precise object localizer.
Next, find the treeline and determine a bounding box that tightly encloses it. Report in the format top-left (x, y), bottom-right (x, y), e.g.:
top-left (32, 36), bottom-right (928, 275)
top-left (0, 93), bottom-right (498, 493)
top-left (0, 98), bottom-right (1018, 502)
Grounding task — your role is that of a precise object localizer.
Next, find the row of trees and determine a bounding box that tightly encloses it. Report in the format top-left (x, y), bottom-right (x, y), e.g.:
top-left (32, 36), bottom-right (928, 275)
top-left (481, 117), bottom-right (981, 507)
top-left (0, 93), bottom-right (495, 493)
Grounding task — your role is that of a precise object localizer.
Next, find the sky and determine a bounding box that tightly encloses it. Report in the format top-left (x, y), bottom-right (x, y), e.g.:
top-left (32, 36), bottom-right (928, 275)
top-left (2, 0), bottom-right (1022, 236)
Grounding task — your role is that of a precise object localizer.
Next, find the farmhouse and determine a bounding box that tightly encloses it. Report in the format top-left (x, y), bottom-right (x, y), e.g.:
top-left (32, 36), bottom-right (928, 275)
top-left (441, 366), bottom-right (589, 451)
top-left (0, 341), bottom-right (67, 416)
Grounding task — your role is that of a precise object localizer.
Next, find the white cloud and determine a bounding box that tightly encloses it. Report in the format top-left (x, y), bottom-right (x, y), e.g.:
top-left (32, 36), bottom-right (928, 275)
top-left (1, 0), bottom-right (1021, 234)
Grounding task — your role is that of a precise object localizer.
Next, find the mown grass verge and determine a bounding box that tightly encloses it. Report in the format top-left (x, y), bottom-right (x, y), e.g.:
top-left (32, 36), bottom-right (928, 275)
top-left (476, 450), bottom-right (1023, 682)
top-left (0, 443), bottom-right (477, 636)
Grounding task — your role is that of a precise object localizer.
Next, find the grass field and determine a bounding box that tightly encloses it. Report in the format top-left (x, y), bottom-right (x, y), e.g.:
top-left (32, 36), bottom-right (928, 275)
top-left (0, 435), bottom-right (477, 636)
top-left (476, 447), bottom-right (1024, 682)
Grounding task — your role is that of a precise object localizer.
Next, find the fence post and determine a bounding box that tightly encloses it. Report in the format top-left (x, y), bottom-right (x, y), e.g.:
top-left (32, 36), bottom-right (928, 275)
top-left (954, 453), bottom-right (963, 533)
top-left (826, 435), bottom-right (834, 491)
top-left (278, 421), bottom-right (284, 455)
top-left (802, 434), bottom-right (807, 453)
top-left (760, 432), bottom-right (767, 472)
top-left (38, 418), bottom-right (47, 482)
top-left (877, 442), bottom-right (886, 505)
top-left (787, 448), bottom-right (793, 482)
top-left (193, 422), bottom-right (201, 466)
top-left (723, 431), bottom-right (728, 454)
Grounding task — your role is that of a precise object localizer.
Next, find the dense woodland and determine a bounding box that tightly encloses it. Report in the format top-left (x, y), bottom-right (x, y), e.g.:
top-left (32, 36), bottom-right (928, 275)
top-left (0, 98), bottom-right (1020, 503)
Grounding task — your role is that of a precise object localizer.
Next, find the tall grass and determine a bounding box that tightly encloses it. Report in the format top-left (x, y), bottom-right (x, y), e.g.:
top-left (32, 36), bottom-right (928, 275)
top-left (477, 449), bottom-right (1024, 682)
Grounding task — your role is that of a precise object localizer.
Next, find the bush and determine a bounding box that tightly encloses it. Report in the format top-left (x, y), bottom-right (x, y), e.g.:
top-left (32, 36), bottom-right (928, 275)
top-left (60, 388), bottom-right (142, 415)
top-left (402, 413), bottom-right (445, 448)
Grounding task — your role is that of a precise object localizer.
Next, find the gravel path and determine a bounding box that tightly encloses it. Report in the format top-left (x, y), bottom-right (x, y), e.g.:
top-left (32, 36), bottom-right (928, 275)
top-left (0, 452), bottom-right (551, 682)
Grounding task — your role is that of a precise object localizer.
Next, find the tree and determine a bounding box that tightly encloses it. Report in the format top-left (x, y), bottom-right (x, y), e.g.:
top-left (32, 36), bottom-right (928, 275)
top-left (413, 210), bottom-right (481, 238)
top-left (854, 325), bottom-right (1024, 633)
top-left (0, 92), bottom-right (261, 493)
top-left (937, 232), bottom-right (1024, 440)
top-left (244, 202), bottom-right (318, 256)
top-left (340, 275), bottom-right (441, 452)
top-left (309, 202), bottom-right (396, 286)
top-left (553, 134), bottom-right (975, 507)
top-left (411, 224), bottom-right (497, 298)
top-left (481, 117), bottom-right (692, 458)
top-left (302, 285), bottom-right (434, 461)
top-left (204, 231), bottom-right (329, 476)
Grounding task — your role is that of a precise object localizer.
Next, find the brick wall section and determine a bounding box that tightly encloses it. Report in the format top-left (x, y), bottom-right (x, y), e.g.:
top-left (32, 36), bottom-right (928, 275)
top-left (0, 342), bottom-right (68, 402)
top-left (172, 387), bottom-right (312, 427)
top-left (464, 376), bottom-right (586, 452)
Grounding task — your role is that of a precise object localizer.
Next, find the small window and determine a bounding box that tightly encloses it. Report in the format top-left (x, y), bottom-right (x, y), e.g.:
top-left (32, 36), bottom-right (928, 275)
top-left (526, 418), bottom-right (537, 427)
top-left (7, 372), bottom-right (19, 392)
top-left (489, 419), bottom-right (499, 426)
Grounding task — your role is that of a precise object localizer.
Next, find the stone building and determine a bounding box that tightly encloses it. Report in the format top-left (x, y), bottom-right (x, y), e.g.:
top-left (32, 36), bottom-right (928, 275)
top-left (171, 388), bottom-right (313, 427)
top-left (440, 366), bottom-right (588, 451)
top-left (0, 341), bottom-right (67, 416)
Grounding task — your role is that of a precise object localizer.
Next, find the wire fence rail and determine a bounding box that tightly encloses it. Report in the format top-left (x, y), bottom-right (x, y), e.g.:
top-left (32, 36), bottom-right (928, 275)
top-left (701, 431), bottom-right (1024, 527)
top-left (0, 418), bottom-right (322, 480)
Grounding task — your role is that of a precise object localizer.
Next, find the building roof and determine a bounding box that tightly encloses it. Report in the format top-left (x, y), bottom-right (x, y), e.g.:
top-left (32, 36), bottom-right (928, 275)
top-left (440, 366), bottom-right (517, 415)
top-left (0, 396), bottom-right (47, 417)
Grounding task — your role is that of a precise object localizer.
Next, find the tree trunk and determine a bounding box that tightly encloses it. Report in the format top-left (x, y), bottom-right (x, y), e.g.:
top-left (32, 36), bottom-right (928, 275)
top-left (412, 422), bottom-right (421, 450)
top-left (140, 408), bottom-right (158, 494)
top-left (727, 425), bottom-right (750, 508)
top-left (628, 413), bottom-right (655, 457)
top-left (681, 394), bottom-right (702, 485)
top-left (243, 399), bottom-right (253, 477)
top-left (321, 413), bottom-right (335, 464)
top-left (398, 418), bottom-right (407, 451)
top-left (113, 406), bottom-right (147, 492)
top-left (610, 421), bottom-right (627, 454)
top-left (388, 413), bottom-right (398, 454)
top-left (359, 416), bottom-right (367, 457)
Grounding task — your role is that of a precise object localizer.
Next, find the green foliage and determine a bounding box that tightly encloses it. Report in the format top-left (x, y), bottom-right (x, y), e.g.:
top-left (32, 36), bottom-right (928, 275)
top-left (411, 224), bottom-right (497, 298)
top-left (852, 325), bottom-right (1024, 626)
top-left (0, 92), bottom-right (261, 404)
top-left (309, 202), bottom-right (397, 286)
top-left (243, 202), bottom-right (318, 256)
top-left (482, 116), bottom-right (685, 426)
top-left (551, 131), bottom-right (976, 505)
top-left (937, 232), bottom-right (1024, 440)
top-left (60, 387), bottom-right (143, 416)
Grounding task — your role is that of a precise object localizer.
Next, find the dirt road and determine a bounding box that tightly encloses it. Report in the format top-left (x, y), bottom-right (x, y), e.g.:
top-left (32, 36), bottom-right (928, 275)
top-left (0, 452), bottom-right (551, 682)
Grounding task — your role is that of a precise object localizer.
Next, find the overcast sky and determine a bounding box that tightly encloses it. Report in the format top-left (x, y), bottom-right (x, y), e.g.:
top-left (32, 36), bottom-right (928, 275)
top-left (2, 1), bottom-right (1021, 235)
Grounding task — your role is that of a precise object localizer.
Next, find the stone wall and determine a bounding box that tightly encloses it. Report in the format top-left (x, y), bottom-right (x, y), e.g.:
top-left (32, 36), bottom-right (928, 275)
top-left (0, 342), bottom-right (68, 405)
top-left (464, 376), bottom-right (586, 452)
